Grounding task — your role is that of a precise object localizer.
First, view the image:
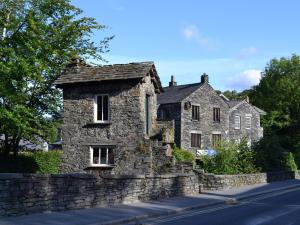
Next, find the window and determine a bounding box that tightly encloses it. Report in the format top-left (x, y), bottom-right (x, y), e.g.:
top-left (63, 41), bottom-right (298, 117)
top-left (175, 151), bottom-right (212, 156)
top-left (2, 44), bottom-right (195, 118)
top-left (245, 116), bottom-right (251, 129)
top-left (90, 147), bottom-right (114, 166)
top-left (192, 105), bottom-right (200, 121)
top-left (191, 133), bottom-right (201, 148)
top-left (234, 115), bottom-right (241, 129)
top-left (95, 95), bottom-right (109, 122)
top-left (212, 134), bottom-right (221, 147)
top-left (213, 108), bottom-right (220, 122)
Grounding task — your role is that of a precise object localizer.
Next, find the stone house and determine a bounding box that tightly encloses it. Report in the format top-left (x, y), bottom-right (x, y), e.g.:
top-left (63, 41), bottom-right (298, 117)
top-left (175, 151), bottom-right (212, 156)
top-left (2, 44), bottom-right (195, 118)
top-left (157, 74), bottom-right (265, 155)
top-left (226, 98), bottom-right (265, 145)
top-left (54, 60), bottom-right (170, 175)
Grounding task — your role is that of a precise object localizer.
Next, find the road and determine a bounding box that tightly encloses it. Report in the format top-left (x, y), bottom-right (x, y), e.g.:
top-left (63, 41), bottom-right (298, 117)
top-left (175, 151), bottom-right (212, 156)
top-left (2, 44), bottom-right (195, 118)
top-left (134, 187), bottom-right (300, 225)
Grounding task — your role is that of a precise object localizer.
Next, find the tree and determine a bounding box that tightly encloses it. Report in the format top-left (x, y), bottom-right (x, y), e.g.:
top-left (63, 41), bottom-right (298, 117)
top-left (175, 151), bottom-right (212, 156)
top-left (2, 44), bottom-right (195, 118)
top-left (249, 55), bottom-right (300, 154)
top-left (0, 0), bottom-right (112, 155)
top-left (222, 90), bottom-right (251, 100)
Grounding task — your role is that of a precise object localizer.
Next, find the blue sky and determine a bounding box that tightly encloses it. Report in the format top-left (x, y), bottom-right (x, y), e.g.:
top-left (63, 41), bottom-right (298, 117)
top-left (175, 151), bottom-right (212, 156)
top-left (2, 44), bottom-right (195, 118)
top-left (72, 0), bottom-right (300, 91)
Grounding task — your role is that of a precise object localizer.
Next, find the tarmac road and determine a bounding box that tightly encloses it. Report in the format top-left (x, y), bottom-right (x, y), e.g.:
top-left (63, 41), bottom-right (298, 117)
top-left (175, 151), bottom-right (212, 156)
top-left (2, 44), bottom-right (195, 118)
top-left (138, 187), bottom-right (300, 225)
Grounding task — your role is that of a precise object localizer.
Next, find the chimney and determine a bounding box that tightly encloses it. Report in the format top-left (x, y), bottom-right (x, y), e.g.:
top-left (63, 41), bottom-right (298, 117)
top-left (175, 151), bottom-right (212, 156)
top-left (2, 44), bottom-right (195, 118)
top-left (169, 75), bottom-right (177, 87)
top-left (245, 96), bottom-right (250, 103)
top-left (201, 73), bottom-right (209, 84)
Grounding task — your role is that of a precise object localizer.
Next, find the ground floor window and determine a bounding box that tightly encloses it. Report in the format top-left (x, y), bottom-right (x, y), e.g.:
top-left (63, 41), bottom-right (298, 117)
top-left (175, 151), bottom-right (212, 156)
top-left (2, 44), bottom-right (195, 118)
top-left (191, 133), bottom-right (201, 148)
top-left (212, 134), bottom-right (221, 147)
top-left (90, 147), bottom-right (114, 166)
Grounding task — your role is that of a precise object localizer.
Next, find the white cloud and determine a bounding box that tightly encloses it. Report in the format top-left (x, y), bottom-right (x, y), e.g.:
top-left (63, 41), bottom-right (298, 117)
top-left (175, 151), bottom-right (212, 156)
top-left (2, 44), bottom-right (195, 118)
top-left (238, 47), bottom-right (258, 58)
top-left (181, 25), bottom-right (215, 49)
top-left (226, 69), bottom-right (262, 91)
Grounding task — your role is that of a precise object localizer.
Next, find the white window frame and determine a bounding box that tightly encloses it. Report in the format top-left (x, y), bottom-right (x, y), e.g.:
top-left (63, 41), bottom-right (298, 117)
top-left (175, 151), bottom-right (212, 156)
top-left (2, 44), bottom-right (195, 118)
top-left (94, 94), bottom-right (110, 123)
top-left (234, 115), bottom-right (241, 129)
top-left (245, 115), bottom-right (252, 129)
top-left (90, 146), bottom-right (114, 167)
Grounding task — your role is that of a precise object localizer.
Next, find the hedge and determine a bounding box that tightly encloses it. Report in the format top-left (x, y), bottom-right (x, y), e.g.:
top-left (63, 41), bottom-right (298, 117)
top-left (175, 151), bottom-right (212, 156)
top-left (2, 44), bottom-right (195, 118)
top-left (0, 150), bottom-right (62, 174)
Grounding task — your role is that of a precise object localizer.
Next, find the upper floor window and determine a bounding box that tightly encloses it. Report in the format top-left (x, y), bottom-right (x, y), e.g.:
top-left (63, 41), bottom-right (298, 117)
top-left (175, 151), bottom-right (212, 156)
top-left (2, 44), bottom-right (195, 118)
top-left (212, 134), bottom-right (221, 147)
top-left (213, 107), bottom-right (220, 122)
top-left (191, 133), bottom-right (201, 148)
top-left (90, 146), bottom-right (114, 166)
top-left (234, 115), bottom-right (241, 129)
top-left (192, 105), bottom-right (200, 121)
top-left (245, 116), bottom-right (252, 129)
top-left (94, 95), bottom-right (109, 122)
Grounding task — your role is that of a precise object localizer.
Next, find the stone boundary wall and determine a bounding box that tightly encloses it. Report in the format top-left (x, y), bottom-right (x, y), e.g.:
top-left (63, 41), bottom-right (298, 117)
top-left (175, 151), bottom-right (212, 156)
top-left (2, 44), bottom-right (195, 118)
top-left (0, 173), bottom-right (199, 217)
top-left (197, 170), bottom-right (297, 190)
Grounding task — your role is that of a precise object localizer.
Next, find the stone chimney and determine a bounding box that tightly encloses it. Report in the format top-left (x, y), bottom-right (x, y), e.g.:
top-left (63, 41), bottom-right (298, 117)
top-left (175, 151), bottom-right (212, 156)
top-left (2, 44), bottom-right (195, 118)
top-left (201, 73), bottom-right (209, 84)
top-left (169, 75), bottom-right (177, 87)
top-left (245, 96), bottom-right (250, 103)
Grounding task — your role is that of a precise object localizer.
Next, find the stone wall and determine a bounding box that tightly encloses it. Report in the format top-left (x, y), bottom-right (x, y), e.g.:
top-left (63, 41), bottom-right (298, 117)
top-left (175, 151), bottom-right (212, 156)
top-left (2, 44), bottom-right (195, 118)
top-left (197, 170), bottom-right (296, 190)
top-left (0, 173), bottom-right (199, 217)
top-left (181, 83), bottom-right (230, 152)
top-left (228, 101), bottom-right (263, 144)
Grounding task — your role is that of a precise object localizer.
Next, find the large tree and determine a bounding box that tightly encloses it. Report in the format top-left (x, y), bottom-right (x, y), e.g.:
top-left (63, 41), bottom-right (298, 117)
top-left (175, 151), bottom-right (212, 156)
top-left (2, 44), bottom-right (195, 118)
top-left (249, 55), bottom-right (300, 152)
top-left (0, 0), bottom-right (112, 155)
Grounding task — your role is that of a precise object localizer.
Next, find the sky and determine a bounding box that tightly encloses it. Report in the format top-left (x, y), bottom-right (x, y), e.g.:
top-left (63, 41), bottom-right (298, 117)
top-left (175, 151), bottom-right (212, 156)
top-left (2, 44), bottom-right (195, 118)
top-left (71, 0), bottom-right (300, 91)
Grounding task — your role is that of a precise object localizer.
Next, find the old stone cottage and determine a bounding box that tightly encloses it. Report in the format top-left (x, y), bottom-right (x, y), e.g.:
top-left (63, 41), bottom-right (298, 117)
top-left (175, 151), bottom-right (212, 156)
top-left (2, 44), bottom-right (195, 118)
top-left (157, 74), bottom-right (265, 155)
top-left (54, 60), bottom-right (172, 175)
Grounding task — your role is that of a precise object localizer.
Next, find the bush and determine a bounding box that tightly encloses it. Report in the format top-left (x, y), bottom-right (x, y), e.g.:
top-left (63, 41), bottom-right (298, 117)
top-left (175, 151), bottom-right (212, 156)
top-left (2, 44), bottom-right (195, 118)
top-left (173, 147), bottom-right (195, 163)
top-left (281, 152), bottom-right (298, 172)
top-left (202, 139), bottom-right (259, 174)
top-left (0, 150), bottom-right (62, 174)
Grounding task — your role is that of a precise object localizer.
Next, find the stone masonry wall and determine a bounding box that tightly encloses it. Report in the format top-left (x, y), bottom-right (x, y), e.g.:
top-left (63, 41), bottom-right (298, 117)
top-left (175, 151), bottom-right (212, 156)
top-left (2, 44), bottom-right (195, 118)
top-left (181, 84), bottom-right (230, 152)
top-left (0, 173), bottom-right (199, 217)
top-left (229, 101), bottom-right (263, 144)
top-left (197, 170), bottom-right (296, 190)
top-left (61, 75), bottom-right (158, 175)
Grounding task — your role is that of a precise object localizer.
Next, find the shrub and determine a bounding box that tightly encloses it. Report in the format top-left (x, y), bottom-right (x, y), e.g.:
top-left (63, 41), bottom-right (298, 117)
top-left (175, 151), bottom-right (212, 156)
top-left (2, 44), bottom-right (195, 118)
top-left (0, 150), bottom-right (62, 174)
top-left (201, 139), bottom-right (259, 174)
top-left (281, 152), bottom-right (298, 172)
top-left (173, 147), bottom-right (195, 163)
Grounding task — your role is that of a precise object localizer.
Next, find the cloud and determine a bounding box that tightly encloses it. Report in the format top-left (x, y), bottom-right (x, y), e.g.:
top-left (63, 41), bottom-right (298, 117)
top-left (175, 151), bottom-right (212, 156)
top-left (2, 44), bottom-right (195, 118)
top-left (238, 47), bottom-right (258, 59)
top-left (181, 25), bottom-right (215, 49)
top-left (226, 69), bottom-right (262, 91)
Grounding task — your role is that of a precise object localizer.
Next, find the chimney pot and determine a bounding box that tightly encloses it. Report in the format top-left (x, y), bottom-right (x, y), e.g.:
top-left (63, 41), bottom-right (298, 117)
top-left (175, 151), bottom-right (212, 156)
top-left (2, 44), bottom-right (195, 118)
top-left (169, 75), bottom-right (177, 87)
top-left (201, 73), bottom-right (209, 84)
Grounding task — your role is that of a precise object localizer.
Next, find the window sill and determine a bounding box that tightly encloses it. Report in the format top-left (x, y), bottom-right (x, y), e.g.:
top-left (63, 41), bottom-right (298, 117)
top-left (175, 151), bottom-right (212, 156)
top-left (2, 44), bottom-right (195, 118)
top-left (84, 122), bottom-right (111, 127)
top-left (88, 164), bottom-right (116, 168)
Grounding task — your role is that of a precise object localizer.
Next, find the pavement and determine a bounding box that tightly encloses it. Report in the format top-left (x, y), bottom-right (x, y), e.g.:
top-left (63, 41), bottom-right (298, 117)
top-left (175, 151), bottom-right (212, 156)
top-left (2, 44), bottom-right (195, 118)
top-left (1, 179), bottom-right (300, 225)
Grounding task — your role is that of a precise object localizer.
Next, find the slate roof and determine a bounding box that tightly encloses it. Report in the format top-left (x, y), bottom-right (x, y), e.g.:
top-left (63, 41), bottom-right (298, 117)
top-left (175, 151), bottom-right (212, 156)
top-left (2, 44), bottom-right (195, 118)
top-left (227, 100), bottom-right (267, 115)
top-left (157, 83), bottom-right (203, 104)
top-left (54, 61), bottom-right (163, 93)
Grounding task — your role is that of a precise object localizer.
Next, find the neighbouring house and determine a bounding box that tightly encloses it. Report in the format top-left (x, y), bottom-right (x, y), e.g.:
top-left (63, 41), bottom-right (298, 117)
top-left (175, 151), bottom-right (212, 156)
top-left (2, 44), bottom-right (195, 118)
top-left (226, 97), bottom-right (266, 146)
top-left (157, 74), bottom-right (230, 154)
top-left (157, 74), bottom-right (265, 155)
top-left (54, 59), bottom-right (173, 175)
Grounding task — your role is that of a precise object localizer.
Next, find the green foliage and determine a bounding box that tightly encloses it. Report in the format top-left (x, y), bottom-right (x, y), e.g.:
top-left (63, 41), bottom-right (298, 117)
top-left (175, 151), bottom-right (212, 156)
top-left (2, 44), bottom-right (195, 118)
top-left (249, 54), bottom-right (300, 154)
top-left (222, 90), bottom-right (251, 100)
top-left (173, 147), bottom-right (195, 163)
top-left (281, 152), bottom-right (297, 172)
top-left (202, 139), bottom-right (259, 174)
top-left (0, 150), bottom-right (62, 174)
top-left (0, 0), bottom-right (112, 154)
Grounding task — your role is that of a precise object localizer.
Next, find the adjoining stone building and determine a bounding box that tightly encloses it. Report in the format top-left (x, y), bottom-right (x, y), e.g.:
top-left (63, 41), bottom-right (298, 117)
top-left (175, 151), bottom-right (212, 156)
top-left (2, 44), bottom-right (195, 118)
top-left (227, 98), bottom-right (265, 145)
top-left (157, 74), bottom-right (265, 155)
top-left (54, 60), bottom-right (173, 175)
